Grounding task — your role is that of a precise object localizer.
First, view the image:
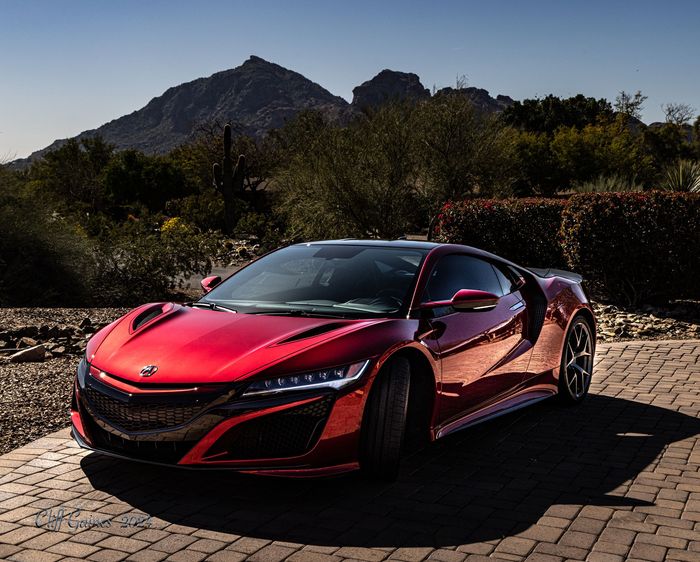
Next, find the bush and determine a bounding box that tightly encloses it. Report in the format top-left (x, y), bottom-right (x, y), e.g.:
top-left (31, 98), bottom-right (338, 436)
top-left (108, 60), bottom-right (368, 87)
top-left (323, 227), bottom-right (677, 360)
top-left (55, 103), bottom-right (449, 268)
top-left (91, 218), bottom-right (221, 305)
top-left (0, 168), bottom-right (93, 306)
top-left (561, 192), bottom-right (700, 304)
top-left (434, 198), bottom-right (567, 267)
top-left (165, 189), bottom-right (228, 231)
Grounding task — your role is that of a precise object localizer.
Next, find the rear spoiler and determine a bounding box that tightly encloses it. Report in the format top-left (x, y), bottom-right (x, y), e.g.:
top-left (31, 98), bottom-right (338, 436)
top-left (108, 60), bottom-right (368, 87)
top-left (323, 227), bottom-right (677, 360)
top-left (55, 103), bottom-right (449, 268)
top-left (525, 267), bottom-right (583, 284)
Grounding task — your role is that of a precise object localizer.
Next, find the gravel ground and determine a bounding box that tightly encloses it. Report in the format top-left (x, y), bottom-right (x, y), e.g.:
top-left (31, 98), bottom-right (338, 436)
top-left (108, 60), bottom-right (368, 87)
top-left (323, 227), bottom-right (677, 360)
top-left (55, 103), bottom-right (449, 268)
top-left (0, 302), bottom-right (698, 455)
top-left (0, 308), bottom-right (127, 454)
top-left (0, 307), bottom-right (128, 331)
top-left (0, 355), bottom-right (79, 455)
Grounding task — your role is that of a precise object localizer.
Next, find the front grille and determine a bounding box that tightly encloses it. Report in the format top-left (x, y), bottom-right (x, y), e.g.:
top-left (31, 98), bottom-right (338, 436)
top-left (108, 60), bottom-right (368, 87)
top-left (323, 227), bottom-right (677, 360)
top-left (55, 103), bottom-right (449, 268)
top-left (80, 405), bottom-right (195, 464)
top-left (83, 384), bottom-right (205, 432)
top-left (205, 396), bottom-right (334, 460)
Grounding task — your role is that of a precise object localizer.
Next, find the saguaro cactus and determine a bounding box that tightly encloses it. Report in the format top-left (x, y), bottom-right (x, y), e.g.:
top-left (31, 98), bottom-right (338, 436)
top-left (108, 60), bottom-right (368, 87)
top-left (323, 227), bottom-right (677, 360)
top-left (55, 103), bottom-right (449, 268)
top-left (213, 123), bottom-right (246, 233)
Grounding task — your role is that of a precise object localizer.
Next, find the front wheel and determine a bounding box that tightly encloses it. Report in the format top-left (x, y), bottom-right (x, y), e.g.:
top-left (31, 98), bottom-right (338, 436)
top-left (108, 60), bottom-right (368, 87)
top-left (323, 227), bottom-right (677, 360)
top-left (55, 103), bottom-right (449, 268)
top-left (359, 357), bottom-right (411, 481)
top-left (558, 315), bottom-right (595, 403)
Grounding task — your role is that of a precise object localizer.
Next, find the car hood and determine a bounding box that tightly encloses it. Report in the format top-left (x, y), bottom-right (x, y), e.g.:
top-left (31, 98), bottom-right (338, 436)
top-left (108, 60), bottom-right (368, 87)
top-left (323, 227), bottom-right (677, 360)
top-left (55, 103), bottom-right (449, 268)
top-left (88, 303), bottom-right (384, 384)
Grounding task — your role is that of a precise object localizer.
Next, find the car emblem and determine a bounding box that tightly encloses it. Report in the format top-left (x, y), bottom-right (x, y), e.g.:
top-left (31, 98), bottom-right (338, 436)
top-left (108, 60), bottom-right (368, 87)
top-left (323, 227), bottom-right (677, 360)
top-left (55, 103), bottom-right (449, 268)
top-left (139, 365), bottom-right (158, 377)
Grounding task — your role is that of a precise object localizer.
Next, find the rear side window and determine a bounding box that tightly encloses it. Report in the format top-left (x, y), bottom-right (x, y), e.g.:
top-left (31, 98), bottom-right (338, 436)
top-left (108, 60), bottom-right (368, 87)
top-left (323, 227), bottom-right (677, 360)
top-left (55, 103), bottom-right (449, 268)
top-left (422, 255), bottom-right (504, 302)
top-left (493, 264), bottom-right (517, 295)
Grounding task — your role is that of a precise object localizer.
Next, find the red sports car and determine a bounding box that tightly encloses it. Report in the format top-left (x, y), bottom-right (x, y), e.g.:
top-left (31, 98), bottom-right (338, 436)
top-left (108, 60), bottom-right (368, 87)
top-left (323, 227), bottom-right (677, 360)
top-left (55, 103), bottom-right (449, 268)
top-left (71, 240), bottom-right (595, 480)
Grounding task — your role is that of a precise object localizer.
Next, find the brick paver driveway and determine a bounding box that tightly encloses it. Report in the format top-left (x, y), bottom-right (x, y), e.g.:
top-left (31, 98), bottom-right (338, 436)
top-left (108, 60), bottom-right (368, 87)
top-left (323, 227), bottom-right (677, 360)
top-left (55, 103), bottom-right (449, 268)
top-left (0, 340), bottom-right (699, 562)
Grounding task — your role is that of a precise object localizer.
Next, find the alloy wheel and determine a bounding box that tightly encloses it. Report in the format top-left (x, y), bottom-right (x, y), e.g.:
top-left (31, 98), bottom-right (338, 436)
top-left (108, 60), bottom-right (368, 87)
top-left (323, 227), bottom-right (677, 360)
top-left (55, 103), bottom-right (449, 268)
top-left (564, 321), bottom-right (593, 399)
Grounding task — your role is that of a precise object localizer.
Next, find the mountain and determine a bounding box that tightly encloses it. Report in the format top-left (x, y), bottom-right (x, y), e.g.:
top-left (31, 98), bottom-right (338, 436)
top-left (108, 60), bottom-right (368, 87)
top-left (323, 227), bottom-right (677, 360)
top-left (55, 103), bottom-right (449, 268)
top-left (351, 70), bottom-right (430, 110)
top-left (434, 87), bottom-right (514, 113)
top-left (16, 56), bottom-right (514, 164)
top-left (17, 56), bottom-right (349, 163)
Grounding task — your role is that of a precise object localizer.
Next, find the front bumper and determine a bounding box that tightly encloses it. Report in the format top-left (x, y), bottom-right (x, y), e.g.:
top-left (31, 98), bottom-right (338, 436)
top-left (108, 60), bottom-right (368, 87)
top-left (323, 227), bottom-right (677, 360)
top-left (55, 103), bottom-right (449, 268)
top-left (71, 365), bottom-right (372, 476)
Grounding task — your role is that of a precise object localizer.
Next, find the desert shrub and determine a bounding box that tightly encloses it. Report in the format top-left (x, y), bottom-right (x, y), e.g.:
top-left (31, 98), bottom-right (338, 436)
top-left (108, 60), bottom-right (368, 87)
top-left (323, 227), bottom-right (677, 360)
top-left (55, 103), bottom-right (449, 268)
top-left (234, 211), bottom-right (284, 249)
top-left (416, 92), bottom-right (519, 230)
top-left (278, 103), bottom-right (423, 239)
top-left (561, 192), bottom-right (700, 304)
top-left (0, 168), bottom-right (93, 305)
top-left (165, 188), bottom-right (229, 231)
top-left (550, 119), bottom-right (655, 188)
top-left (434, 198), bottom-right (567, 267)
top-left (91, 218), bottom-right (221, 305)
top-left (101, 150), bottom-right (194, 213)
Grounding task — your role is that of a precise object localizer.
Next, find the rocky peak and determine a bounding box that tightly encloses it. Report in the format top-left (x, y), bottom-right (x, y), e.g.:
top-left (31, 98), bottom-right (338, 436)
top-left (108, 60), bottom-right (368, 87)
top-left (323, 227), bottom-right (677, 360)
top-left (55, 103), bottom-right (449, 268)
top-left (434, 87), bottom-right (514, 113)
top-left (351, 69), bottom-right (430, 110)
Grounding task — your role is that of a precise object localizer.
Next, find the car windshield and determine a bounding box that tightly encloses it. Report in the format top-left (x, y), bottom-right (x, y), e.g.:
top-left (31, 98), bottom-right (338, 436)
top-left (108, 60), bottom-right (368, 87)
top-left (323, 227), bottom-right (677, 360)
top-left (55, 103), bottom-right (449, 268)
top-left (200, 244), bottom-right (428, 318)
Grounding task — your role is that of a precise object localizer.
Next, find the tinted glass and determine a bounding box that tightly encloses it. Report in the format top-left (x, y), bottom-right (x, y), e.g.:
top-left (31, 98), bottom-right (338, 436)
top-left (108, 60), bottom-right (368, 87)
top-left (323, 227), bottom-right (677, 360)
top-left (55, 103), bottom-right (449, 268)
top-left (422, 254), bottom-right (504, 302)
top-left (203, 244), bottom-right (428, 317)
top-left (492, 264), bottom-right (515, 295)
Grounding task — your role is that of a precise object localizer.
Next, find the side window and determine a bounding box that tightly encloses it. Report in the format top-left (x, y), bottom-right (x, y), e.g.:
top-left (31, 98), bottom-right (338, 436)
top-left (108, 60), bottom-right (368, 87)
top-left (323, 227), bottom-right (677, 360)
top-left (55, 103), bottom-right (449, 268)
top-left (492, 264), bottom-right (515, 295)
top-left (422, 255), bottom-right (504, 302)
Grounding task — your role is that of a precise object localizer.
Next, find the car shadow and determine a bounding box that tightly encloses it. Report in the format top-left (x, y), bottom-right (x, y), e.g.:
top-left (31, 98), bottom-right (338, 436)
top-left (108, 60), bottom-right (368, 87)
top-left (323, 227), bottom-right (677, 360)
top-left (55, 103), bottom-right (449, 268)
top-left (81, 394), bottom-right (700, 547)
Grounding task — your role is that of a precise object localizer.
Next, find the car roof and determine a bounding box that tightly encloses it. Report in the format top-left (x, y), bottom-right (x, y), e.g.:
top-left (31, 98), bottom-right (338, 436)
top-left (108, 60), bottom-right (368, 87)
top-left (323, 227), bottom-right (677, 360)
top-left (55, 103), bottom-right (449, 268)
top-left (293, 239), bottom-right (526, 272)
top-left (295, 239), bottom-right (442, 250)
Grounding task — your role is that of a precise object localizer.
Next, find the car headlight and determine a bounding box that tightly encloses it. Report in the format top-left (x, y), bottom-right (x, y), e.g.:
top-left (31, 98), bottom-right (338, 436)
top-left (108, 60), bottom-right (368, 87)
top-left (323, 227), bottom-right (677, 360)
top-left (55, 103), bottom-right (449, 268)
top-left (242, 360), bottom-right (371, 397)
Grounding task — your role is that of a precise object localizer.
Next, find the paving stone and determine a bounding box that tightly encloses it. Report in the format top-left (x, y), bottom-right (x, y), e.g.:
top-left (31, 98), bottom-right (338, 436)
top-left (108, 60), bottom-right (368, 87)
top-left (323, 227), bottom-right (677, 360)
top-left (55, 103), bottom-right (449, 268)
top-left (0, 340), bottom-right (698, 562)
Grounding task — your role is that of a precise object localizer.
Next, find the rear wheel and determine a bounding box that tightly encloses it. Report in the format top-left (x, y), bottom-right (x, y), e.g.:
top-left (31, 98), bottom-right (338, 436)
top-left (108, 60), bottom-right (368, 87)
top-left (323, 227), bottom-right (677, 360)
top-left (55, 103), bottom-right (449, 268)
top-left (558, 315), bottom-right (595, 403)
top-left (359, 357), bottom-right (411, 481)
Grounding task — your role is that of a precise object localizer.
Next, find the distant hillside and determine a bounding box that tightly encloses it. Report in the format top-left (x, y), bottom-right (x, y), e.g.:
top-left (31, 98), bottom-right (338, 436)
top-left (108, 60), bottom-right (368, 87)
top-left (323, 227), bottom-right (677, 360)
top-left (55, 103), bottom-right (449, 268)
top-left (16, 56), bottom-right (514, 165)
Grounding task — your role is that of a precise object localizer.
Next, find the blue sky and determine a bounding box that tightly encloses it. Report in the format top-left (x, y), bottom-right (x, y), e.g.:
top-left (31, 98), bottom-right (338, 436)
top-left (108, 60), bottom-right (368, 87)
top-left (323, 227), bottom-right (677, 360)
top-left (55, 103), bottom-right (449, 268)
top-left (2, 0), bottom-right (699, 158)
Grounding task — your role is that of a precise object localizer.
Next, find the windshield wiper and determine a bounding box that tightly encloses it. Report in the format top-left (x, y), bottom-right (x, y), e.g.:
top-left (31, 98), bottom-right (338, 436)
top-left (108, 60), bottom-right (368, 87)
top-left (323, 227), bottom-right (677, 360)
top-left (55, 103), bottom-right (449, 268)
top-left (245, 309), bottom-right (346, 318)
top-left (184, 302), bottom-right (238, 314)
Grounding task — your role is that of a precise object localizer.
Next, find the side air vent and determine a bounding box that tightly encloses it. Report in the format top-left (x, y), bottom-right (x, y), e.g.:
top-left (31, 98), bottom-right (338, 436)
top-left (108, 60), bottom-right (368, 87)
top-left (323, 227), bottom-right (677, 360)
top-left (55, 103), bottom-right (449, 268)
top-left (275, 323), bottom-right (348, 345)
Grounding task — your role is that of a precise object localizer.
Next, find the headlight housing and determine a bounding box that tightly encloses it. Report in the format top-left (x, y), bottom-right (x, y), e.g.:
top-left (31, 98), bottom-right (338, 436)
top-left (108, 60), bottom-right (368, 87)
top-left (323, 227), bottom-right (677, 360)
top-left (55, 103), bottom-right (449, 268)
top-left (242, 360), bottom-right (370, 397)
top-left (77, 357), bottom-right (89, 387)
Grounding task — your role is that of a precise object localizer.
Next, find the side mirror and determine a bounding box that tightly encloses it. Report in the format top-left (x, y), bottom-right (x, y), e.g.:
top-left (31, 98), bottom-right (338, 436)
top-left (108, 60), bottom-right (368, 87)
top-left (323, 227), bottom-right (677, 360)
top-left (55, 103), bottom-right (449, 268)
top-left (451, 289), bottom-right (500, 311)
top-left (200, 275), bottom-right (222, 294)
top-left (420, 289), bottom-right (500, 312)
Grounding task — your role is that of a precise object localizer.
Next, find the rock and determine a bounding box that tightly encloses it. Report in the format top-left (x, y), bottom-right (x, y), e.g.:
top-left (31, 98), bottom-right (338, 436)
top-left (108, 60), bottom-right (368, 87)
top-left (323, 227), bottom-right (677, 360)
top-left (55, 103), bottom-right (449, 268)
top-left (433, 86), bottom-right (514, 113)
top-left (16, 337), bottom-right (38, 348)
top-left (351, 69), bottom-right (430, 110)
top-left (16, 325), bottom-right (39, 338)
top-left (79, 317), bottom-right (92, 330)
top-left (52, 346), bottom-right (67, 356)
top-left (9, 345), bottom-right (45, 363)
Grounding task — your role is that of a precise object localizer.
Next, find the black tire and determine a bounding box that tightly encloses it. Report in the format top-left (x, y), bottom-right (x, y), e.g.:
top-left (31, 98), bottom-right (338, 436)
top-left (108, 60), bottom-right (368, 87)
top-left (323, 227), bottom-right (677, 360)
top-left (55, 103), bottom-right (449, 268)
top-left (359, 357), bottom-right (411, 481)
top-left (558, 315), bottom-right (595, 404)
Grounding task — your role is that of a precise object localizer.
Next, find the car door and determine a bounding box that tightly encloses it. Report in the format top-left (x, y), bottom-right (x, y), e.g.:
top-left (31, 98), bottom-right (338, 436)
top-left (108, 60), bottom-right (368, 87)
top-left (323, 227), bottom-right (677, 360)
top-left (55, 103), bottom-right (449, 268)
top-left (419, 254), bottom-right (532, 427)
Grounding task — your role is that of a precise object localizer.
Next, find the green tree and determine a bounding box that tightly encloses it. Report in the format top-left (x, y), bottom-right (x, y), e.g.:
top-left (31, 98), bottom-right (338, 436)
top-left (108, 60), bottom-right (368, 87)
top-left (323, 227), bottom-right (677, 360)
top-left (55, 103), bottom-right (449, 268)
top-left (30, 136), bottom-right (114, 210)
top-left (614, 90), bottom-right (647, 121)
top-left (416, 91), bottom-right (518, 233)
top-left (511, 131), bottom-right (565, 196)
top-left (278, 103), bottom-right (421, 239)
top-left (551, 117), bottom-right (654, 188)
top-left (643, 123), bottom-right (695, 170)
top-left (502, 94), bottom-right (614, 134)
top-left (101, 150), bottom-right (193, 213)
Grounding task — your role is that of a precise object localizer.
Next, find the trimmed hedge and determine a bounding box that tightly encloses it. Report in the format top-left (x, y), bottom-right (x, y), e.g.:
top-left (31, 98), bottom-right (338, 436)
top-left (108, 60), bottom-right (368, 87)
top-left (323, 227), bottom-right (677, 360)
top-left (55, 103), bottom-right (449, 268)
top-left (435, 192), bottom-right (700, 305)
top-left (434, 198), bottom-right (567, 268)
top-left (561, 192), bottom-right (700, 305)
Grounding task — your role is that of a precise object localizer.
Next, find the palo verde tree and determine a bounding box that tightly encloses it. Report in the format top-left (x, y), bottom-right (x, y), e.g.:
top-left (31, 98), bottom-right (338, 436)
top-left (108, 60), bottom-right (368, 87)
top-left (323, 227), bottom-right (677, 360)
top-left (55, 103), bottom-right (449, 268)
top-left (415, 90), bottom-right (519, 236)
